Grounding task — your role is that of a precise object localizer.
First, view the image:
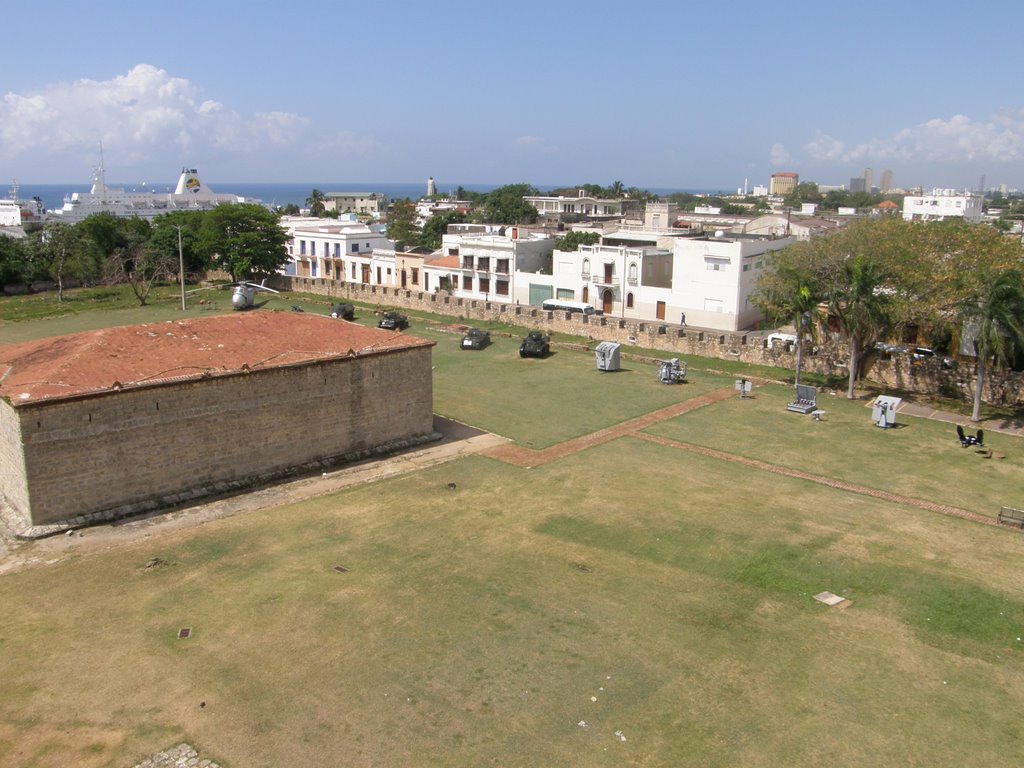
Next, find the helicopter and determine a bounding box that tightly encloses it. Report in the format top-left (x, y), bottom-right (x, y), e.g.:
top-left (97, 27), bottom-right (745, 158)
top-left (230, 280), bottom-right (279, 309)
top-left (186, 279), bottom-right (280, 310)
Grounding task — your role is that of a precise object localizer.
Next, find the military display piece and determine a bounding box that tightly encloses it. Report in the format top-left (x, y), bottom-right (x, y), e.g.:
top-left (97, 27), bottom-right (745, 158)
top-left (519, 330), bottom-right (551, 358)
top-left (786, 384), bottom-right (818, 413)
top-left (378, 311), bottom-right (409, 330)
top-left (595, 341), bottom-right (621, 371)
top-left (330, 303), bottom-right (355, 320)
top-left (461, 328), bottom-right (491, 350)
top-left (735, 378), bottom-right (753, 398)
top-left (185, 279), bottom-right (279, 310)
top-left (872, 395), bottom-right (902, 428)
top-left (658, 358), bottom-right (686, 384)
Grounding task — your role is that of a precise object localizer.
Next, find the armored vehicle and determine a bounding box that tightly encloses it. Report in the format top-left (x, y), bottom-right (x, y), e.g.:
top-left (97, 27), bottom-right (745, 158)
top-left (519, 330), bottom-right (551, 358)
top-left (461, 328), bottom-right (491, 350)
top-left (330, 303), bottom-right (355, 320)
top-left (377, 311), bottom-right (409, 330)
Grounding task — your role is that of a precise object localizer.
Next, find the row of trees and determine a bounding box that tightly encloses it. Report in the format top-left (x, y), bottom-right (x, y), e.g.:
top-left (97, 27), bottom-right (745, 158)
top-left (0, 205), bottom-right (289, 304)
top-left (754, 217), bottom-right (1024, 420)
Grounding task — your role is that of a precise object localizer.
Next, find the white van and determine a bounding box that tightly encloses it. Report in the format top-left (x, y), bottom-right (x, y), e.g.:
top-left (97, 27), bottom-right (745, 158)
top-left (542, 299), bottom-right (596, 315)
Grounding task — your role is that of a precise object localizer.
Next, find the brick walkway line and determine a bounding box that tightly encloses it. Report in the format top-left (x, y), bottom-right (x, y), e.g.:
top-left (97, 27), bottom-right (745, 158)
top-left (634, 432), bottom-right (997, 526)
top-left (481, 386), bottom-right (738, 468)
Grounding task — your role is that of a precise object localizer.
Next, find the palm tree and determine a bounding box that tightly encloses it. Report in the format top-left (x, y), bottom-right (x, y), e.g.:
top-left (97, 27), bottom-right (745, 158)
top-left (830, 254), bottom-right (890, 399)
top-left (305, 188), bottom-right (326, 216)
top-left (609, 180), bottom-right (625, 198)
top-left (962, 268), bottom-right (1024, 422)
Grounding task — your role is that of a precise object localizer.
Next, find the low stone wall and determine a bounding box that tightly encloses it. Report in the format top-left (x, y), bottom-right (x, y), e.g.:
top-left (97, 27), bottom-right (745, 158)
top-left (273, 275), bottom-right (1024, 407)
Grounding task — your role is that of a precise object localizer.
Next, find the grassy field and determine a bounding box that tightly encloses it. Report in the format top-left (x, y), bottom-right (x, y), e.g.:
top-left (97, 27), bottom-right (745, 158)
top-left (1, 287), bottom-right (1023, 767)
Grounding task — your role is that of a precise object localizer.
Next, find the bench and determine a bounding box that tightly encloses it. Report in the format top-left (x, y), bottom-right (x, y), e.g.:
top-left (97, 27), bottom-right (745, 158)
top-left (998, 506), bottom-right (1024, 528)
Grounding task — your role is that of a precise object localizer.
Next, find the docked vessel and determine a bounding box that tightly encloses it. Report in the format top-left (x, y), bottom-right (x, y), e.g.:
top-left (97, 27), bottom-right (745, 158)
top-left (49, 156), bottom-right (259, 223)
top-left (0, 180), bottom-right (45, 232)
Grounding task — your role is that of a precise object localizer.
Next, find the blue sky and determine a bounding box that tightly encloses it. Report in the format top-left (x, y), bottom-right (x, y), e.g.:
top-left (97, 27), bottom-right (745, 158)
top-left (3, 1), bottom-right (1024, 191)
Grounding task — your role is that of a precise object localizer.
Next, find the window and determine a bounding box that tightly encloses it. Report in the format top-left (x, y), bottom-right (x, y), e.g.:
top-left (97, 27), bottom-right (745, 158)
top-left (628, 262), bottom-right (638, 284)
top-left (743, 263), bottom-right (751, 272)
top-left (334, 244), bottom-right (340, 258)
top-left (351, 243), bottom-right (359, 253)
top-left (462, 275), bottom-right (473, 290)
top-left (411, 268), bottom-right (419, 285)
top-left (626, 293), bottom-right (634, 308)
top-left (479, 277), bottom-right (490, 294)
top-left (351, 263), bottom-right (357, 279)
top-left (299, 240), bottom-right (306, 255)
top-left (496, 280), bottom-right (509, 296)
top-left (582, 258), bottom-right (591, 276)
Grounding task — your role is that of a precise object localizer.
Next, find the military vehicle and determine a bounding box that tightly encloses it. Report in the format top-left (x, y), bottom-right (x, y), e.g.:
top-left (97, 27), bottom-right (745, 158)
top-left (330, 303), bottom-right (355, 320)
top-left (519, 330), bottom-right (551, 358)
top-left (461, 328), bottom-right (491, 350)
top-left (377, 311), bottom-right (409, 330)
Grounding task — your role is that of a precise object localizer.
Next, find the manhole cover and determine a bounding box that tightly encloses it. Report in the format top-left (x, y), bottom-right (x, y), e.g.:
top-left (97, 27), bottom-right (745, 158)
top-left (178, 627), bottom-right (192, 639)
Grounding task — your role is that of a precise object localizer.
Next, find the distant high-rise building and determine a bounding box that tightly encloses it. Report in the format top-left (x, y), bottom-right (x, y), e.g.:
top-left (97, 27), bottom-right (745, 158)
top-left (880, 169), bottom-right (893, 192)
top-left (770, 172), bottom-right (798, 195)
top-left (863, 168), bottom-right (873, 193)
top-left (849, 177), bottom-right (866, 193)
top-left (426, 177), bottom-right (437, 197)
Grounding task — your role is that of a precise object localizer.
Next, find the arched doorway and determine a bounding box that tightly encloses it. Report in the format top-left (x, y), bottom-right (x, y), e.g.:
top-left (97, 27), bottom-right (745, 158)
top-left (582, 286), bottom-right (589, 303)
top-left (602, 289), bottom-right (613, 315)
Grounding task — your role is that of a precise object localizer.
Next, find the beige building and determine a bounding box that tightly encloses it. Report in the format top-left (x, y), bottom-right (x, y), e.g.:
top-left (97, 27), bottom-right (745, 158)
top-left (0, 313), bottom-right (435, 531)
top-left (769, 172), bottom-right (799, 196)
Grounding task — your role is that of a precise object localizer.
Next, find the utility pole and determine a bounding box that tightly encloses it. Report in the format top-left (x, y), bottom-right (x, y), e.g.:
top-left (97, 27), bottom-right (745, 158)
top-left (176, 225), bottom-right (186, 311)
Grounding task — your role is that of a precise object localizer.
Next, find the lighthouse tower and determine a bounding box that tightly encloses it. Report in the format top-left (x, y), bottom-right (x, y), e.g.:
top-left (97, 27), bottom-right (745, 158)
top-left (426, 176), bottom-right (436, 197)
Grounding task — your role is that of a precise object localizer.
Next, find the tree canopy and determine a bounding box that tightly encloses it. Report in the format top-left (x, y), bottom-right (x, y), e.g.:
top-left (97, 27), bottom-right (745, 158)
top-left (195, 204), bottom-right (289, 281)
top-left (475, 184), bottom-right (539, 225)
top-left (554, 230), bottom-right (601, 251)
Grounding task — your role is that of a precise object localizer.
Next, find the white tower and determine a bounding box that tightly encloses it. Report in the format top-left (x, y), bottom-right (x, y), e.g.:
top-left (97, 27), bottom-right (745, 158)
top-left (426, 177), bottom-right (436, 197)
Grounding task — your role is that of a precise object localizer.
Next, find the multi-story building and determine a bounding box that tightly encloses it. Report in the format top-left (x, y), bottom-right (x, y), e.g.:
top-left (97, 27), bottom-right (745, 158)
top-left (323, 192), bottom-right (389, 218)
top-left (901, 190), bottom-right (983, 223)
top-left (424, 228), bottom-right (555, 303)
top-left (516, 234), bottom-right (793, 332)
top-left (769, 172), bottom-right (798, 196)
top-left (284, 219), bottom-right (394, 282)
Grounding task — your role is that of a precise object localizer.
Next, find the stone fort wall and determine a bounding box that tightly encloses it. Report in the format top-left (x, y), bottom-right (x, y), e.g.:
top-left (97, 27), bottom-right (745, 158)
top-left (7, 346), bottom-right (434, 528)
top-left (274, 276), bottom-right (1024, 407)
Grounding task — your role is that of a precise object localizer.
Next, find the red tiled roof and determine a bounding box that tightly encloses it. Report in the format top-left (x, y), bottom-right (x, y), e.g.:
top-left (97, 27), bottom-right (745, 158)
top-left (426, 254), bottom-right (461, 268)
top-left (0, 312), bottom-right (433, 405)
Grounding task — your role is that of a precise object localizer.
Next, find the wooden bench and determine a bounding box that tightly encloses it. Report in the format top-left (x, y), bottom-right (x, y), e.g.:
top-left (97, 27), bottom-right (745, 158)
top-left (998, 507), bottom-right (1024, 528)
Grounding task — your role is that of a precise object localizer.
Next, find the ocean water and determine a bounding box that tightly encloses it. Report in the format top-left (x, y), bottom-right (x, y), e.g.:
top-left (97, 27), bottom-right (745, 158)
top-left (11, 180), bottom-right (727, 214)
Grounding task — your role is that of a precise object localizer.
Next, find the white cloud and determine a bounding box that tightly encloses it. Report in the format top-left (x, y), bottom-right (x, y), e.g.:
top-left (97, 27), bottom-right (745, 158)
top-left (803, 111), bottom-right (1024, 165)
top-left (769, 143), bottom-right (791, 166)
top-left (0, 64), bottom-right (376, 177)
top-left (514, 135), bottom-right (545, 147)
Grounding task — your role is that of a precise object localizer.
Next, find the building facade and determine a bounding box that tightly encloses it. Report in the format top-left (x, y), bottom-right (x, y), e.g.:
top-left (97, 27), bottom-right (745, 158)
top-left (901, 190), bottom-right (983, 223)
top-left (0, 314), bottom-right (435, 530)
top-left (769, 172), bottom-right (799, 196)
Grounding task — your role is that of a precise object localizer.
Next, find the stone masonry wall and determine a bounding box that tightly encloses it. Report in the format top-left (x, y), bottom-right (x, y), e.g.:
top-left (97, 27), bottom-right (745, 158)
top-left (0, 400), bottom-right (30, 518)
top-left (12, 346), bottom-right (434, 527)
top-left (274, 276), bottom-right (1024, 407)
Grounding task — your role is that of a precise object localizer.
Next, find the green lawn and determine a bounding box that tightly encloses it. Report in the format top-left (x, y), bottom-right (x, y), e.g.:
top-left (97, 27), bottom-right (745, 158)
top-left (644, 382), bottom-right (1024, 519)
top-left (1, 444), bottom-right (1022, 767)
top-left (1, 286), bottom-right (1024, 767)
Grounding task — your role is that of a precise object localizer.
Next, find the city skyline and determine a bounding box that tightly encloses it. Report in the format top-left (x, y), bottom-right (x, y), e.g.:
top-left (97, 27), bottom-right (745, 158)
top-left (3, 1), bottom-right (1023, 191)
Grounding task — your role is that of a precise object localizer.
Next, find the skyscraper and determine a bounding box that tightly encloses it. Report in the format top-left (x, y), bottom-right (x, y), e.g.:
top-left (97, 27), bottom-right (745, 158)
top-left (880, 169), bottom-right (893, 192)
top-left (863, 168), bottom-right (873, 193)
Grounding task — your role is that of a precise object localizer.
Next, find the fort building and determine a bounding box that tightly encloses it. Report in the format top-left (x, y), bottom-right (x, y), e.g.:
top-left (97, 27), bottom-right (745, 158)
top-left (0, 312), bottom-right (435, 533)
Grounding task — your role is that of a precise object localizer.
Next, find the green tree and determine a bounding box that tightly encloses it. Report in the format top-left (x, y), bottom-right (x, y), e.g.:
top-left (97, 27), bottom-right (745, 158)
top-left (477, 184), bottom-right (539, 224)
top-left (38, 221), bottom-right (84, 301)
top-left (420, 210), bottom-right (466, 250)
top-left (306, 189), bottom-right (326, 216)
top-left (830, 253), bottom-right (891, 399)
top-left (961, 269), bottom-right (1024, 422)
top-left (0, 235), bottom-right (27, 287)
top-left (386, 199), bottom-right (420, 247)
top-left (554, 230), bottom-right (601, 251)
top-left (195, 204), bottom-right (289, 281)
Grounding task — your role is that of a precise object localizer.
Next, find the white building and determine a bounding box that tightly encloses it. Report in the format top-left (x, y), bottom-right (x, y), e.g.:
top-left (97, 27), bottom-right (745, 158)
top-left (323, 192), bottom-right (389, 219)
top-left (517, 234), bottom-right (794, 332)
top-left (524, 190), bottom-right (640, 221)
top-left (902, 190), bottom-right (983, 223)
top-left (284, 218), bottom-right (394, 282)
top-left (424, 228), bottom-right (555, 303)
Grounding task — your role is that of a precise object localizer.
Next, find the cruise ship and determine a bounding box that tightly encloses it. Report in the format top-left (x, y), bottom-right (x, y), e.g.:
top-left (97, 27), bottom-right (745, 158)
top-left (0, 181), bottom-right (45, 232)
top-left (50, 158), bottom-right (259, 223)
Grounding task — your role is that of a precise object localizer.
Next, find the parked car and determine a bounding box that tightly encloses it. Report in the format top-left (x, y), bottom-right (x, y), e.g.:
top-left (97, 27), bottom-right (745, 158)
top-left (461, 328), bottom-right (491, 350)
top-left (766, 332), bottom-right (797, 347)
top-left (330, 303), bottom-right (355, 320)
top-left (377, 311), bottom-right (409, 330)
top-left (519, 330), bottom-right (550, 358)
top-left (911, 347), bottom-right (956, 369)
